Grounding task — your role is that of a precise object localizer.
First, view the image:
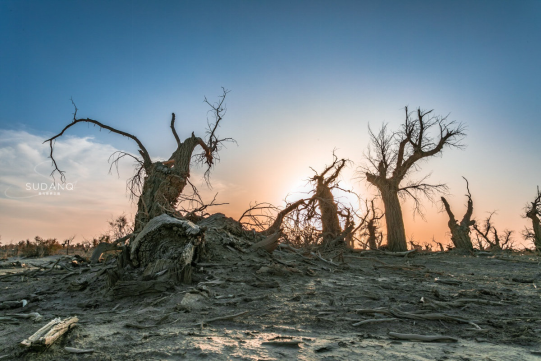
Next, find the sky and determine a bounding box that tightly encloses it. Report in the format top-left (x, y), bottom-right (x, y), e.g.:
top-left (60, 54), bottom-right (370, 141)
top-left (0, 0), bottom-right (540, 248)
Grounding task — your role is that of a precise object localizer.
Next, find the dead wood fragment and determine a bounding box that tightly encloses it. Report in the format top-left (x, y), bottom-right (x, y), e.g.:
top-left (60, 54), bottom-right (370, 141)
top-left (64, 347), bottom-right (95, 354)
top-left (261, 340), bottom-right (302, 347)
top-left (422, 297), bottom-right (504, 309)
top-left (192, 310), bottom-right (249, 328)
top-left (278, 244), bottom-right (303, 254)
top-left (389, 308), bottom-right (474, 325)
top-left (352, 318), bottom-right (398, 326)
top-left (21, 316), bottom-right (78, 348)
top-left (0, 300), bottom-right (27, 310)
top-left (388, 332), bottom-right (458, 342)
top-left (311, 252), bottom-right (338, 266)
top-left (382, 249), bottom-right (417, 257)
top-left (374, 264), bottom-right (423, 271)
top-left (250, 232), bottom-right (281, 253)
top-left (8, 312), bottom-right (43, 322)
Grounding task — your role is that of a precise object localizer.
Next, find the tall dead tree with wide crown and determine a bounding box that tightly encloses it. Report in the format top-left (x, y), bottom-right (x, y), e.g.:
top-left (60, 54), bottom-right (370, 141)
top-left (363, 107), bottom-right (465, 252)
top-left (45, 88), bottom-right (233, 271)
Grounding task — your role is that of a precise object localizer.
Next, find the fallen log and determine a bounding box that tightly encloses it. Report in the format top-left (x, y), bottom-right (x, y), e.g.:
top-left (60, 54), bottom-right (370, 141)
top-left (250, 232), bottom-right (281, 253)
top-left (21, 316), bottom-right (78, 348)
top-left (64, 347), bottom-right (95, 354)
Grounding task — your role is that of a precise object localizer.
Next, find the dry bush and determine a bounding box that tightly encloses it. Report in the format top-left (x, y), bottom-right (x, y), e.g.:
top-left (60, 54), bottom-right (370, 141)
top-left (16, 237), bottom-right (62, 258)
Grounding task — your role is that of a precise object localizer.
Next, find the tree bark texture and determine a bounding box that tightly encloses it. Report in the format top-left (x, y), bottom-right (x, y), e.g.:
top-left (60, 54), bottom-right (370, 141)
top-left (367, 219), bottom-right (378, 250)
top-left (129, 214), bottom-right (204, 283)
top-left (134, 135), bottom-right (206, 233)
top-left (380, 186), bottom-right (407, 252)
top-left (526, 207), bottom-right (541, 252)
top-left (315, 180), bottom-right (342, 244)
top-left (441, 196), bottom-right (474, 250)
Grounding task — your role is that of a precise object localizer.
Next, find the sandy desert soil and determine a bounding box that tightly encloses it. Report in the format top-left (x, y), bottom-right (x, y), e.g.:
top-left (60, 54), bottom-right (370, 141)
top-left (0, 245), bottom-right (540, 361)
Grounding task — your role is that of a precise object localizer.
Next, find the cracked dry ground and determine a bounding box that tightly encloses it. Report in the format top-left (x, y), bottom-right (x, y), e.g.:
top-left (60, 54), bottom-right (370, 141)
top-left (0, 250), bottom-right (540, 360)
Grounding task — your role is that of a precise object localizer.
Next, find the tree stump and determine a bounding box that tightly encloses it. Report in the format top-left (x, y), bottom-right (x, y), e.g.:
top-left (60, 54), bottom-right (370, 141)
top-left (129, 214), bottom-right (204, 284)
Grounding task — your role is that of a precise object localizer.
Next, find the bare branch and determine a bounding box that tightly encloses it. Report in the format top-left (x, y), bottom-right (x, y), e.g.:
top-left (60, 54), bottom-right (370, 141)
top-left (45, 100), bottom-right (152, 182)
top-left (170, 113), bottom-right (181, 147)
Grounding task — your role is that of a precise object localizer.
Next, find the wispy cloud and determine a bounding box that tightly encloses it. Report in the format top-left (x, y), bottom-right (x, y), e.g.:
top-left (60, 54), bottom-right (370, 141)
top-left (0, 129), bottom-right (244, 244)
top-left (0, 129), bottom-right (138, 243)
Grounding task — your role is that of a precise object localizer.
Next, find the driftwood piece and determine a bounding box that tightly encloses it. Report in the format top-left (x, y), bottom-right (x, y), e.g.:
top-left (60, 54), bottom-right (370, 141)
top-left (21, 316), bottom-right (78, 348)
top-left (64, 347), bottom-right (95, 354)
top-left (0, 300), bottom-right (27, 310)
top-left (261, 340), bottom-right (302, 347)
top-left (352, 318), bottom-right (398, 326)
top-left (8, 312), bottom-right (43, 322)
top-left (388, 332), bottom-right (458, 342)
top-left (250, 232), bottom-right (281, 253)
top-left (422, 297), bottom-right (504, 309)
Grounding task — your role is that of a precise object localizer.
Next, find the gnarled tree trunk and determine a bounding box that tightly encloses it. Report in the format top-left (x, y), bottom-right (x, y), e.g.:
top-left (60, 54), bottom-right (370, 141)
top-left (525, 188), bottom-right (541, 252)
top-left (441, 178), bottom-right (474, 250)
top-left (441, 197), bottom-right (474, 250)
top-left (528, 215), bottom-right (541, 252)
top-left (134, 134), bottom-right (207, 233)
top-left (315, 178), bottom-right (342, 244)
top-left (380, 185), bottom-right (407, 251)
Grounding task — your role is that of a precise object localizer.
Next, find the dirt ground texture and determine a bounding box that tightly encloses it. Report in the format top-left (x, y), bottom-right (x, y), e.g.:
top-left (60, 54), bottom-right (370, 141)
top-left (0, 231), bottom-right (540, 360)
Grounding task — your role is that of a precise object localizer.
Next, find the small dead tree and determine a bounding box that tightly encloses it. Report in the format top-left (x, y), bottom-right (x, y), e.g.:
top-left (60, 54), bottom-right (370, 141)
top-left (441, 177), bottom-right (475, 250)
top-left (523, 187), bottom-right (541, 252)
top-left (364, 199), bottom-right (384, 250)
top-left (46, 89), bottom-right (232, 269)
top-left (310, 155), bottom-right (347, 244)
top-left (362, 107), bottom-right (465, 251)
top-left (431, 236), bottom-right (445, 252)
top-left (241, 154), bottom-right (356, 250)
top-left (106, 214), bottom-right (133, 241)
top-left (63, 235), bottom-right (75, 255)
top-left (473, 212), bottom-right (514, 251)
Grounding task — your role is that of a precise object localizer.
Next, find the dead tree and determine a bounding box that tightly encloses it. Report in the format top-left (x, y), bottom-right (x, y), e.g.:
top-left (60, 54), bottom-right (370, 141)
top-left (523, 187), bottom-right (541, 252)
top-left (241, 154), bottom-right (355, 249)
top-left (473, 212), bottom-right (514, 251)
top-left (441, 177), bottom-right (475, 250)
top-left (62, 236), bottom-right (75, 256)
top-left (362, 107), bottom-right (465, 251)
top-left (365, 199), bottom-right (384, 250)
top-left (310, 155), bottom-right (349, 246)
top-left (45, 89), bottom-right (232, 269)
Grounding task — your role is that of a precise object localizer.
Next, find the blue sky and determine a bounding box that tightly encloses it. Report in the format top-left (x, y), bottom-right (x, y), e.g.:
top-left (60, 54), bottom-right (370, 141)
top-left (0, 0), bottom-right (539, 246)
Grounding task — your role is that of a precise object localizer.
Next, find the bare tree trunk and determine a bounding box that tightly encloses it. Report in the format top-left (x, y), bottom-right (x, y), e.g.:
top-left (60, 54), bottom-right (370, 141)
top-left (367, 219), bottom-right (378, 250)
top-left (530, 216), bottom-right (541, 252)
top-left (525, 188), bottom-right (541, 251)
top-left (316, 181), bottom-right (342, 244)
top-left (381, 188), bottom-right (407, 252)
top-left (134, 163), bottom-right (187, 233)
top-left (262, 199), bottom-right (306, 236)
top-left (440, 178), bottom-right (474, 250)
top-left (441, 197), bottom-right (474, 250)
